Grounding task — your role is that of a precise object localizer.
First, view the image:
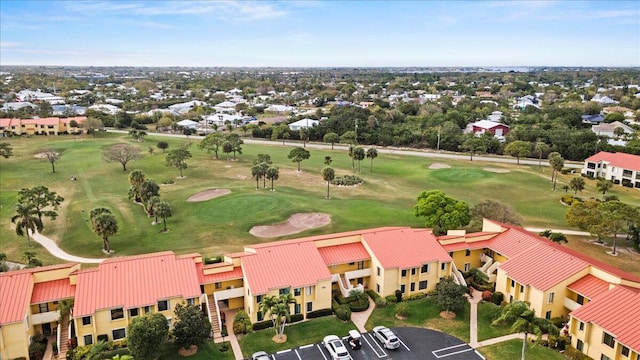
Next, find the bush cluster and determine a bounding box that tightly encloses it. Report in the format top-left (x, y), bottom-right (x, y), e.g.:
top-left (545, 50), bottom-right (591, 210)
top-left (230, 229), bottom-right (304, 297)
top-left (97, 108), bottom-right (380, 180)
top-left (491, 292), bottom-right (504, 306)
top-left (334, 305), bottom-right (351, 321)
top-left (306, 308), bottom-right (333, 319)
top-left (252, 320), bottom-right (273, 331)
top-left (332, 175), bottom-right (363, 186)
top-left (564, 346), bottom-right (592, 360)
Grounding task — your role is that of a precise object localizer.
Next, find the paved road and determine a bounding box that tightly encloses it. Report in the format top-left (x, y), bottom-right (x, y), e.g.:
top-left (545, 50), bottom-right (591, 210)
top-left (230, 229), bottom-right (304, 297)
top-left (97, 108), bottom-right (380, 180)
top-left (107, 129), bottom-right (584, 168)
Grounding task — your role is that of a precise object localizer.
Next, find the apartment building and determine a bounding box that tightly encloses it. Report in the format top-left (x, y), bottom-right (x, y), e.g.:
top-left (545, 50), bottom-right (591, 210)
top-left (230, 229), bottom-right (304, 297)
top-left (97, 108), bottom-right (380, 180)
top-left (0, 117), bottom-right (86, 137)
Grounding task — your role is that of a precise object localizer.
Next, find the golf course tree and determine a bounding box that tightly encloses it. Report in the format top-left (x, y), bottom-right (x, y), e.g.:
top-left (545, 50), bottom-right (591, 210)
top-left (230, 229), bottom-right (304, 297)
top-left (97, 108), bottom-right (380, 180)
top-left (599, 201), bottom-right (640, 255)
top-left (534, 141), bottom-right (550, 166)
top-left (225, 133), bottom-right (244, 160)
top-left (266, 165), bottom-right (280, 191)
top-left (23, 250), bottom-right (43, 268)
top-left (596, 178), bottom-right (613, 200)
top-left (259, 293), bottom-right (296, 341)
top-left (11, 203), bottom-right (43, 247)
top-left (17, 185), bottom-right (64, 227)
top-left (548, 152), bottom-right (565, 190)
top-left (172, 303), bottom-right (212, 352)
top-left (103, 143), bottom-right (142, 171)
top-left (539, 230), bottom-right (568, 244)
top-left (83, 117), bottom-right (104, 137)
top-left (166, 144), bottom-right (192, 178)
top-left (127, 169), bottom-right (146, 203)
top-left (366, 147), bottom-right (378, 172)
top-left (504, 140), bottom-right (532, 165)
top-left (288, 147), bottom-right (311, 171)
top-left (89, 207), bottom-right (118, 253)
top-left (321, 166), bottom-right (335, 199)
top-left (252, 154), bottom-right (273, 189)
top-left (491, 301), bottom-right (558, 360)
top-left (42, 149), bottom-right (60, 173)
top-left (324, 156), bottom-right (332, 165)
top-left (198, 132), bottom-right (225, 159)
top-left (153, 201), bottom-right (172, 233)
top-left (434, 275), bottom-right (467, 317)
top-left (569, 177), bottom-right (586, 195)
top-left (323, 132), bottom-right (339, 149)
top-left (469, 199), bottom-right (522, 230)
top-left (414, 190), bottom-right (471, 235)
top-left (0, 142), bottom-right (13, 158)
top-left (352, 146), bottom-right (365, 172)
top-left (156, 141), bottom-right (169, 153)
top-left (459, 135), bottom-right (487, 161)
top-left (140, 179), bottom-right (161, 216)
top-left (148, 196), bottom-right (161, 224)
top-left (271, 123), bottom-right (291, 145)
top-left (340, 131), bottom-right (357, 168)
top-left (127, 312), bottom-right (169, 360)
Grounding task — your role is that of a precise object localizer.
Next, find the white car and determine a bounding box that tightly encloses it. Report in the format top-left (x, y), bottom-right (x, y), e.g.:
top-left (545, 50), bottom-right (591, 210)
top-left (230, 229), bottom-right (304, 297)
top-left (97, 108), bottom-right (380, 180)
top-left (251, 351), bottom-right (270, 360)
top-left (323, 335), bottom-right (353, 360)
top-left (372, 326), bottom-right (400, 349)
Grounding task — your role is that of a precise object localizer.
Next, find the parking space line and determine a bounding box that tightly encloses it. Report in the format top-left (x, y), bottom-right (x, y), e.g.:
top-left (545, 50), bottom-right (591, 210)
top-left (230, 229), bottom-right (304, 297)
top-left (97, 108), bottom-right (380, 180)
top-left (293, 349), bottom-right (302, 360)
top-left (432, 344), bottom-right (474, 358)
top-left (474, 350), bottom-right (486, 360)
top-left (434, 344), bottom-right (468, 353)
top-left (316, 344), bottom-right (329, 360)
top-left (397, 338), bottom-right (411, 351)
top-left (362, 333), bottom-right (387, 358)
top-left (276, 349), bottom-right (292, 354)
top-left (299, 344), bottom-right (314, 349)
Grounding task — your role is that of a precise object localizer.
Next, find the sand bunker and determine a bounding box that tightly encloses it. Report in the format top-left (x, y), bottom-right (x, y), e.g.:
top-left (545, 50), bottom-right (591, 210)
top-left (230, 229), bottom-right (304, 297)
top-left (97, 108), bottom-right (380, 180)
top-left (186, 189), bottom-right (231, 202)
top-left (484, 168), bottom-right (510, 173)
top-left (250, 213), bottom-right (331, 238)
top-left (429, 163), bottom-right (451, 169)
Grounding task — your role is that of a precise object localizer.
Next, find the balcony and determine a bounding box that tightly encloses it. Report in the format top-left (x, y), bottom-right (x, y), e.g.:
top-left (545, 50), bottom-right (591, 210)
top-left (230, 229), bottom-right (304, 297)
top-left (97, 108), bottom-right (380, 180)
top-left (564, 297), bottom-right (581, 311)
top-left (32, 310), bottom-right (60, 325)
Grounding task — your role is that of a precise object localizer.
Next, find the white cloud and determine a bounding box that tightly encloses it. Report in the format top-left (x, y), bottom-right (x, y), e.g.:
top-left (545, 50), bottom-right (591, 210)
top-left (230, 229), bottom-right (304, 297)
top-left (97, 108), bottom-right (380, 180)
top-left (0, 41), bottom-right (22, 49)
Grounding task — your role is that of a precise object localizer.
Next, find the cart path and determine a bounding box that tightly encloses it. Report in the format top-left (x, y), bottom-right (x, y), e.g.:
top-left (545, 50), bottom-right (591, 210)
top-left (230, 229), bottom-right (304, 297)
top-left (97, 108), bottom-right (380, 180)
top-left (31, 230), bottom-right (104, 264)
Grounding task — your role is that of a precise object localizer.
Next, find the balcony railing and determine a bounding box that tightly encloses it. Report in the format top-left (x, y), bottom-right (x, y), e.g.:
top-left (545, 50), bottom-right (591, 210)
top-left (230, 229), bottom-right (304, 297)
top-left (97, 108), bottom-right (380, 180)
top-left (564, 297), bottom-right (581, 311)
top-left (32, 310), bottom-right (59, 325)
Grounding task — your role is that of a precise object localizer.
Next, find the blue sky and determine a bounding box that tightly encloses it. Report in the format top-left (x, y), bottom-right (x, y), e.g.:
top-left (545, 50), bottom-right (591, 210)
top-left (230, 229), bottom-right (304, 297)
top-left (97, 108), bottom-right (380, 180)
top-left (1, 1), bottom-right (638, 67)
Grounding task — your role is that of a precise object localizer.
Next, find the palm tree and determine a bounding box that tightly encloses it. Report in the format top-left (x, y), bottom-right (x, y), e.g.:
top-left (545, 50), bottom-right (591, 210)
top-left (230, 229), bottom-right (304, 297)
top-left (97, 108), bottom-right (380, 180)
top-left (266, 165), bottom-right (279, 191)
top-left (366, 148), bottom-right (378, 172)
top-left (91, 213), bottom-right (118, 253)
top-left (492, 301), bottom-right (558, 360)
top-left (259, 293), bottom-right (296, 340)
top-left (128, 170), bottom-right (146, 202)
top-left (548, 152), bottom-right (564, 190)
top-left (89, 207), bottom-right (111, 224)
top-left (147, 196), bottom-right (161, 223)
top-left (154, 201), bottom-right (172, 232)
top-left (569, 177), bottom-right (585, 195)
top-left (534, 141), bottom-right (549, 166)
top-left (322, 167), bottom-right (335, 199)
top-left (596, 179), bottom-right (613, 200)
top-left (11, 203), bottom-right (43, 246)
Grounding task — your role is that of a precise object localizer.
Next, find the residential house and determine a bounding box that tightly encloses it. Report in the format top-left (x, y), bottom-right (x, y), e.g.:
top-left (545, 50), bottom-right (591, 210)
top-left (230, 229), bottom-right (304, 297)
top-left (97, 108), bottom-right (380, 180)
top-left (465, 120), bottom-right (509, 140)
top-left (591, 94), bottom-right (619, 105)
top-left (582, 114), bottom-right (605, 125)
top-left (288, 118), bottom-right (319, 131)
top-left (0, 102), bottom-right (37, 112)
top-left (582, 152), bottom-right (640, 188)
top-left (591, 121), bottom-right (635, 146)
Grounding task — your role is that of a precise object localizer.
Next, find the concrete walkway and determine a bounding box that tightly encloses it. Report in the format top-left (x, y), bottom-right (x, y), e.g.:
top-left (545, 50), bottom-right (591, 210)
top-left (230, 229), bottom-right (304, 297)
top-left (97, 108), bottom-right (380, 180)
top-left (468, 288), bottom-right (483, 347)
top-left (31, 230), bottom-right (104, 264)
top-left (351, 298), bottom-right (376, 333)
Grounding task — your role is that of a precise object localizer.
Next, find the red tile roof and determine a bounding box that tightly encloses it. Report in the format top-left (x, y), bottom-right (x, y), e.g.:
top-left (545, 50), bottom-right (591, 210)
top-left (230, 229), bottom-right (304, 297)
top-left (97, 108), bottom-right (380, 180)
top-left (570, 286), bottom-right (640, 352)
top-left (585, 151), bottom-right (640, 171)
top-left (74, 252), bottom-right (201, 317)
top-left (31, 278), bottom-right (76, 304)
top-left (487, 227), bottom-right (543, 258)
top-left (242, 241), bottom-right (332, 294)
top-left (318, 242), bottom-right (370, 265)
top-left (363, 228), bottom-right (451, 269)
top-left (199, 265), bottom-right (244, 284)
top-left (499, 242), bottom-right (589, 291)
top-left (441, 239), bottom-right (492, 252)
top-left (567, 274), bottom-right (611, 300)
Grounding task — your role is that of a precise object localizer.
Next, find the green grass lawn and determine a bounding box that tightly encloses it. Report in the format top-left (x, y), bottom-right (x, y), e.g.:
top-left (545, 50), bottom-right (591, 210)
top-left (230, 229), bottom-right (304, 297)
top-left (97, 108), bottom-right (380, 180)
top-left (238, 317), bottom-right (356, 358)
top-left (1, 133), bottom-right (639, 271)
top-left (477, 302), bottom-right (513, 341)
top-left (478, 339), bottom-right (567, 360)
top-left (158, 341), bottom-right (234, 360)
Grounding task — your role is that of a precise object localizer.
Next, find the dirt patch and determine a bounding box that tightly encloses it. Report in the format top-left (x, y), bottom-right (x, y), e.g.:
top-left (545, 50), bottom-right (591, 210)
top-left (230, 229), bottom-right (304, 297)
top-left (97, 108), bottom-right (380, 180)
top-left (178, 345), bottom-right (197, 356)
top-left (484, 168), bottom-right (510, 173)
top-left (250, 213), bottom-right (331, 238)
top-left (429, 163), bottom-right (451, 169)
top-left (440, 311), bottom-right (456, 319)
top-left (34, 152), bottom-right (58, 159)
top-left (272, 334), bottom-right (287, 343)
top-left (186, 189), bottom-right (231, 202)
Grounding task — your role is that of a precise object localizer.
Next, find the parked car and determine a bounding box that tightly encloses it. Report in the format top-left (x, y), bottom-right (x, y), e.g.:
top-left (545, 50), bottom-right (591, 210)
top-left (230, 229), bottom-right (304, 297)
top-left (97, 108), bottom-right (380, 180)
top-left (372, 326), bottom-right (400, 349)
top-left (323, 335), bottom-right (353, 360)
top-left (251, 351), bottom-right (270, 360)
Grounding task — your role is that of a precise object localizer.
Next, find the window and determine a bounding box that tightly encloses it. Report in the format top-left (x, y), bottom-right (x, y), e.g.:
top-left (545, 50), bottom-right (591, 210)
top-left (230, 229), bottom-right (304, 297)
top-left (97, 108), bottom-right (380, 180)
top-left (441, 263), bottom-right (446, 271)
top-left (129, 308), bottom-right (139, 317)
top-left (306, 286), bottom-right (313, 295)
top-left (601, 355), bottom-right (612, 360)
top-left (215, 282), bottom-right (222, 289)
top-left (306, 302), bottom-right (313, 312)
top-left (579, 321), bottom-right (584, 331)
top-left (112, 328), bottom-right (126, 340)
top-left (158, 300), bottom-right (169, 311)
top-left (520, 285), bottom-right (524, 293)
top-left (166, 318), bottom-right (172, 327)
top-left (294, 303), bottom-right (301, 314)
top-left (545, 311), bottom-right (551, 319)
top-left (577, 295), bottom-right (584, 305)
top-left (82, 316), bottom-right (91, 326)
top-left (419, 281), bottom-right (427, 290)
top-left (509, 295), bottom-right (513, 302)
top-left (603, 332), bottom-right (615, 348)
top-left (111, 308), bottom-right (124, 320)
top-left (357, 277), bottom-right (363, 285)
top-left (349, 262), bottom-right (355, 266)
top-left (621, 345), bottom-right (630, 357)
top-left (257, 311), bottom-right (263, 321)
top-left (400, 284), bottom-right (406, 293)
top-left (465, 249), bottom-right (471, 256)
top-left (144, 306), bottom-right (151, 314)
top-left (547, 292), bottom-right (554, 304)
top-left (411, 268), bottom-right (416, 276)
top-left (576, 339), bottom-right (583, 351)
top-left (187, 298), bottom-right (195, 306)
top-left (410, 283), bottom-right (415, 292)
top-left (279, 288), bottom-right (290, 295)
top-left (421, 264), bottom-right (429, 273)
top-left (294, 288), bottom-right (301, 296)
top-left (256, 295), bottom-right (263, 304)
top-left (357, 261), bottom-right (364, 270)
top-left (464, 263), bottom-right (470, 272)
top-left (84, 334), bottom-right (93, 346)
top-left (511, 279), bottom-right (515, 287)
top-left (376, 284), bottom-right (380, 293)
top-left (377, 267), bottom-right (381, 276)
top-left (38, 303), bottom-right (49, 313)
top-left (449, 252), bottom-right (453, 257)
top-left (401, 269), bottom-right (407, 277)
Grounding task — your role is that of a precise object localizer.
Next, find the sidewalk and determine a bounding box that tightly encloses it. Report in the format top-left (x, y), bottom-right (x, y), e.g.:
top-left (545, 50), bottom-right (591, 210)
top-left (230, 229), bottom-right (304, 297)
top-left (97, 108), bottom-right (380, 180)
top-left (351, 298), bottom-right (376, 333)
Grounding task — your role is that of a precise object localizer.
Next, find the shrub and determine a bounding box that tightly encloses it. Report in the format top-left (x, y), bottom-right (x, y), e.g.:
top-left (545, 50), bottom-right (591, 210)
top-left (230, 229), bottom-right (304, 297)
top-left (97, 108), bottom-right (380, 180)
top-left (203, 256), bottom-right (223, 264)
top-left (482, 290), bottom-right (492, 302)
top-left (385, 295), bottom-right (397, 304)
top-left (404, 292), bottom-right (426, 301)
top-left (306, 308), bottom-right (333, 319)
top-left (232, 310), bottom-right (252, 334)
top-left (290, 314), bottom-right (304, 323)
top-left (349, 300), bottom-right (370, 312)
top-left (395, 289), bottom-right (403, 303)
top-left (375, 297), bottom-right (387, 308)
top-left (550, 317), bottom-right (565, 329)
top-left (561, 168), bottom-right (573, 175)
top-left (334, 305), bottom-right (351, 321)
top-left (97, 334), bottom-right (109, 343)
top-left (604, 194), bottom-right (619, 201)
top-left (251, 320), bottom-right (273, 331)
top-left (219, 343), bottom-right (229, 352)
top-left (332, 175), bottom-right (363, 186)
top-left (333, 293), bottom-right (349, 305)
top-left (102, 349), bottom-right (130, 359)
top-left (491, 292), bottom-right (504, 306)
top-left (395, 302), bottom-right (409, 317)
top-left (367, 290), bottom-right (381, 301)
top-left (561, 194), bottom-right (574, 205)
top-left (564, 346), bottom-right (592, 360)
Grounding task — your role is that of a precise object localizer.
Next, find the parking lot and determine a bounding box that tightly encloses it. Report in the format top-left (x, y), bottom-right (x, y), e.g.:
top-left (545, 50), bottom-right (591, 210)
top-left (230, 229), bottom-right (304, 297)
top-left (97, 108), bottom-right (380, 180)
top-left (252, 327), bottom-right (485, 360)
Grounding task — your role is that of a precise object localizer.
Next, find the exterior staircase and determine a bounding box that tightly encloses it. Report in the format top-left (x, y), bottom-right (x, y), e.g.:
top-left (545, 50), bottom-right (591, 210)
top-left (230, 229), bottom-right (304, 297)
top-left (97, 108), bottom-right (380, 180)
top-left (206, 294), bottom-right (221, 338)
top-left (58, 316), bottom-right (70, 358)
